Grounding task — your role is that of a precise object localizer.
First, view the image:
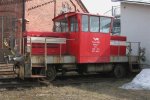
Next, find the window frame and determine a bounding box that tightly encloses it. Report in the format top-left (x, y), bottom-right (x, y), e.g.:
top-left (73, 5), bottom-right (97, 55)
top-left (100, 16), bottom-right (112, 34)
top-left (70, 16), bottom-right (78, 32)
top-left (55, 18), bottom-right (69, 33)
top-left (81, 14), bottom-right (89, 32)
top-left (90, 15), bottom-right (100, 33)
top-left (60, 20), bottom-right (68, 32)
top-left (81, 14), bottom-right (112, 34)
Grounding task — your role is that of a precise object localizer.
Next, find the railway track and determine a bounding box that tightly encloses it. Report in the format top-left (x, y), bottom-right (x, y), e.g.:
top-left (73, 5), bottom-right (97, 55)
top-left (52, 78), bottom-right (116, 86)
top-left (0, 73), bottom-right (133, 89)
top-left (0, 78), bottom-right (46, 89)
top-left (52, 74), bottom-right (118, 86)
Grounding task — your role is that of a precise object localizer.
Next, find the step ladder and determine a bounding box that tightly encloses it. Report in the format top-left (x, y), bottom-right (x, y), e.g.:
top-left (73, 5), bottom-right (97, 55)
top-left (0, 48), bottom-right (17, 79)
top-left (31, 64), bottom-right (46, 78)
top-left (29, 37), bottom-right (48, 78)
top-left (0, 63), bottom-right (17, 79)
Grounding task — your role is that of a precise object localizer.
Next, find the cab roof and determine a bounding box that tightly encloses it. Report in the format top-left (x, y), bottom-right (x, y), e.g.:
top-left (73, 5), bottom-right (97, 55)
top-left (53, 12), bottom-right (113, 21)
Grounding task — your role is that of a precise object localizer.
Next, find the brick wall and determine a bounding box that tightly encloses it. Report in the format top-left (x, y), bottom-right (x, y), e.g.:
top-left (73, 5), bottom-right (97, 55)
top-left (25, 0), bottom-right (87, 32)
top-left (0, 1), bottom-right (23, 48)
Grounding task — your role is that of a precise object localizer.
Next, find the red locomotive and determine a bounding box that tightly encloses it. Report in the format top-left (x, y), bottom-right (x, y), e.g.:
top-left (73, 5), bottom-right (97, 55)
top-left (1, 12), bottom-right (142, 81)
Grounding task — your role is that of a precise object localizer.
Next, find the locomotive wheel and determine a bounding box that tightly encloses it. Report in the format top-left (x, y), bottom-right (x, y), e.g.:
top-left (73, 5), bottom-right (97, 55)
top-left (46, 66), bottom-right (56, 81)
top-left (114, 65), bottom-right (126, 78)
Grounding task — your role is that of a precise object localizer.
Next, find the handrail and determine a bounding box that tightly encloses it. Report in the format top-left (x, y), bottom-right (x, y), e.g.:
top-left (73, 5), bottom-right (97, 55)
top-left (110, 41), bottom-right (141, 71)
top-left (126, 42), bottom-right (141, 57)
top-left (26, 36), bottom-right (76, 65)
top-left (45, 38), bottom-right (47, 70)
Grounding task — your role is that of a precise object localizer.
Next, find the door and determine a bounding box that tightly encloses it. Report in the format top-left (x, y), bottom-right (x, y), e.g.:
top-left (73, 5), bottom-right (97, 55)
top-left (79, 15), bottom-right (112, 63)
top-left (68, 15), bottom-right (79, 57)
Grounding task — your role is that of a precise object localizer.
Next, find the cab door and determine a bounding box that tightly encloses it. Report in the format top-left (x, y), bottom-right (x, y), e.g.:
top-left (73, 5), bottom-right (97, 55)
top-left (68, 15), bottom-right (80, 57)
top-left (79, 15), bottom-right (112, 63)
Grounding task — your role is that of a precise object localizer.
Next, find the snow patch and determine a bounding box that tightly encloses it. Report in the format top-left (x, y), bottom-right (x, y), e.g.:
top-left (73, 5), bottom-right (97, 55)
top-left (121, 69), bottom-right (150, 90)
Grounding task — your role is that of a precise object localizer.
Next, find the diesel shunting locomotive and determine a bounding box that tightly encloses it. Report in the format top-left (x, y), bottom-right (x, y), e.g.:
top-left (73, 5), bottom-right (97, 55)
top-left (0, 12), bottom-right (144, 81)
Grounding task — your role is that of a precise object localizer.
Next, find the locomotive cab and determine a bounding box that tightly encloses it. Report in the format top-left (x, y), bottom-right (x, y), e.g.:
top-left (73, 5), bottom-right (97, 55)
top-left (53, 12), bottom-right (113, 63)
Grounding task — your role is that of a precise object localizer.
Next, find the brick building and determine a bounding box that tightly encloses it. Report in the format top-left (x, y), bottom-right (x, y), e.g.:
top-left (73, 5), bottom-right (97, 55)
top-left (25, 0), bottom-right (88, 31)
top-left (0, 0), bottom-right (23, 48)
top-left (0, 0), bottom-right (88, 48)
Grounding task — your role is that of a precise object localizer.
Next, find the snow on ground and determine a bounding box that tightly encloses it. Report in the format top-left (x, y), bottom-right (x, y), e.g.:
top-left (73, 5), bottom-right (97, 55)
top-left (121, 69), bottom-right (150, 90)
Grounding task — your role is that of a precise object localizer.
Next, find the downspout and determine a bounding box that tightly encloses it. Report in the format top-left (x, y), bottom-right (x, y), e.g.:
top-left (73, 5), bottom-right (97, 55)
top-left (22, 0), bottom-right (26, 32)
top-left (53, 0), bottom-right (56, 32)
top-left (70, 0), bottom-right (77, 12)
top-left (21, 0), bottom-right (25, 54)
top-left (54, 0), bottom-right (56, 18)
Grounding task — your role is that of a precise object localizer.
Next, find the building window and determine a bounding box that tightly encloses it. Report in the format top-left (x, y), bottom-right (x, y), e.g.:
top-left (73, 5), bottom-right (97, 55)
top-left (82, 15), bottom-right (88, 32)
top-left (70, 17), bottom-right (78, 32)
top-left (90, 16), bottom-right (99, 32)
top-left (100, 17), bottom-right (111, 33)
top-left (12, 17), bottom-right (17, 32)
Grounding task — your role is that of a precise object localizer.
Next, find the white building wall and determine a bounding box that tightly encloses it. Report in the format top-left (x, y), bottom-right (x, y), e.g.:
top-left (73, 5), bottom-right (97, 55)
top-left (121, 2), bottom-right (150, 65)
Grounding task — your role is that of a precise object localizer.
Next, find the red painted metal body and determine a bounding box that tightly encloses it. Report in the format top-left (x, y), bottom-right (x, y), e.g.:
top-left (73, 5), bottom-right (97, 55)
top-left (25, 12), bottom-right (127, 64)
top-left (110, 35), bottom-right (127, 56)
top-left (78, 32), bottom-right (110, 63)
top-left (26, 32), bottom-right (67, 55)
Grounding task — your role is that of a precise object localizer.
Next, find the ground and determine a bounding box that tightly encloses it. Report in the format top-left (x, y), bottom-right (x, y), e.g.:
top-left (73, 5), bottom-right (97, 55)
top-left (0, 77), bottom-right (150, 100)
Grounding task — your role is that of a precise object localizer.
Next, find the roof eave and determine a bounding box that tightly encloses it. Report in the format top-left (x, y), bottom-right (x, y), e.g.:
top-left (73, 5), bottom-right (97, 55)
top-left (79, 0), bottom-right (89, 13)
top-left (120, 1), bottom-right (150, 5)
top-left (77, 0), bottom-right (89, 13)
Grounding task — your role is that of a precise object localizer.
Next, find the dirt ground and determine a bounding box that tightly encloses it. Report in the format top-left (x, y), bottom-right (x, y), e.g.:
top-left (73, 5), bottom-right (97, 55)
top-left (0, 78), bottom-right (150, 100)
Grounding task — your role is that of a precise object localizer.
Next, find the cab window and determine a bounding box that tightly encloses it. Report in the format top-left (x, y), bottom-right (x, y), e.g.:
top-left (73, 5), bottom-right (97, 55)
top-left (90, 16), bottom-right (99, 32)
top-left (82, 15), bottom-right (88, 32)
top-left (55, 19), bottom-right (68, 32)
top-left (70, 17), bottom-right (78, 32)
top-left (100, 17), bottom-right (111, 33)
